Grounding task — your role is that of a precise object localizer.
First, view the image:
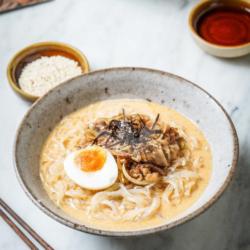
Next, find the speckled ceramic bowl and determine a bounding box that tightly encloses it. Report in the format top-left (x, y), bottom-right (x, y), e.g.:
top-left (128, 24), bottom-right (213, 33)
top-left (14, 68), bottom-right (238, 236)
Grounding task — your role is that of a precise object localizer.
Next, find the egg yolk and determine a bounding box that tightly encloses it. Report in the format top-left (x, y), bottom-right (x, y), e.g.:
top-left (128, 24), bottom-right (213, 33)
top-left (75, 147), bottom-right (106, 172)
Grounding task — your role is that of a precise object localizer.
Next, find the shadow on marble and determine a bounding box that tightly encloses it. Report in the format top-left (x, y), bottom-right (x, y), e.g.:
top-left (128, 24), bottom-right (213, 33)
top-left (213, 55), bottom-right (250, 69)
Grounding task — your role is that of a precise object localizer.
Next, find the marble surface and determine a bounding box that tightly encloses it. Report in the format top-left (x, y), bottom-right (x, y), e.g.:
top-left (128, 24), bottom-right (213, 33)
top-left (0, 0), bottom-right (249, 249)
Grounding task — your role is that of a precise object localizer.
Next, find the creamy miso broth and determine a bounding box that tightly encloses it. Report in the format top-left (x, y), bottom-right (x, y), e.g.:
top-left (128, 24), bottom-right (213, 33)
top-left (40, 99), bottom-right (212, 231)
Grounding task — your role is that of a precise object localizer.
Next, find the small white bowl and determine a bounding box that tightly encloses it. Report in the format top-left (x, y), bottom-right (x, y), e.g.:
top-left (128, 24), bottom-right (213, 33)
top-left (188, 0), bottom-right (250, 58)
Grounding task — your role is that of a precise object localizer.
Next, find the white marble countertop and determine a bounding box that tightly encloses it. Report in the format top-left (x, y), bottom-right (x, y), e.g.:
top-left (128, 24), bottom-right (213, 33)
top-left (0, 0), bottom-right (249, 249)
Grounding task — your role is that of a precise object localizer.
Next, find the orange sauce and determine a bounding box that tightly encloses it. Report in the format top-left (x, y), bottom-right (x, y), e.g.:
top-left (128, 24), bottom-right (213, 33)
top-left (195, 3), bottom-right (250, 46)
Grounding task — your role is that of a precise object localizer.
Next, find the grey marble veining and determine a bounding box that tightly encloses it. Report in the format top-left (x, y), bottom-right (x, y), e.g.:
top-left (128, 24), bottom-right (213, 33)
top-left (0, 0), bottom-right (249, 249)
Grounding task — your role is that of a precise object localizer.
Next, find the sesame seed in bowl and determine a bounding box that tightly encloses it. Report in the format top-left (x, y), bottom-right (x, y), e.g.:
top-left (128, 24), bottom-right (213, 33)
top-left (7, 41), bottom-right (89, 102)
top-left (19, 55), bottom-right (82, 97)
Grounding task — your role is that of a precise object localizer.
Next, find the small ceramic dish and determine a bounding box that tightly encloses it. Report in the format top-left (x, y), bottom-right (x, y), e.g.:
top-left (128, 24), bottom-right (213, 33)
top-left (188, 0), bottom-right (250, 58)
top-left (14, 67), bottom-right (239, 236)
top-left (7, 41), bottom-right (90, 101)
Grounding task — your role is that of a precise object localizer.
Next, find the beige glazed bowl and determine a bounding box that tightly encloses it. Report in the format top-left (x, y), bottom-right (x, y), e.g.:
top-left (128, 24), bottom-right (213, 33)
top-left (188, 0), bottom-right (250, 58)
top-left (7, 41), bottom-right (89, 101)
top-left (14, 68), bottom-right (239, 236)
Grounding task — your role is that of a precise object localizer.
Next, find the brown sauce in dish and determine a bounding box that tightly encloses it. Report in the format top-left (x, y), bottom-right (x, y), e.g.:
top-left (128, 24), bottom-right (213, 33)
top-left (195, 3), bottom-right (250, 46)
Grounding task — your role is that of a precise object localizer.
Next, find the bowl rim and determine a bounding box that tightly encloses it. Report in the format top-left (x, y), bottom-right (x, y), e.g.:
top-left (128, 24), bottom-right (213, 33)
top-left (14, 67), bottom-right (239, 237)
top-left (188, 0), bottom-right (250, 50)
top-left (7, 41), bottom-right (90, 102)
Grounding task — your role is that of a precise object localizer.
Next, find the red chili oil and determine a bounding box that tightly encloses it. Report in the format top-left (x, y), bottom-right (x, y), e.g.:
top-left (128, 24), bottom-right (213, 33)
top-left (195, 4), bottom-right (250, 46)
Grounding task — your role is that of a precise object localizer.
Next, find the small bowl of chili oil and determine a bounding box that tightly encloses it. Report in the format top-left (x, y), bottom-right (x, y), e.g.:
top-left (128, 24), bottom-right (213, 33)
top-left (188, 0), bottom-right (250, 58)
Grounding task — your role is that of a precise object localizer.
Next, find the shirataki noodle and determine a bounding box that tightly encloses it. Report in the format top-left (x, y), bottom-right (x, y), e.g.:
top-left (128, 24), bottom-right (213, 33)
top-left (40, 99), bottom-right (212, 229)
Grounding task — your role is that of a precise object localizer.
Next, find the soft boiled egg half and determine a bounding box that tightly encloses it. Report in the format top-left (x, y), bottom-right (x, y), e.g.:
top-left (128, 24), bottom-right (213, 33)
top-left (64, 145), bottom-right (118, 190)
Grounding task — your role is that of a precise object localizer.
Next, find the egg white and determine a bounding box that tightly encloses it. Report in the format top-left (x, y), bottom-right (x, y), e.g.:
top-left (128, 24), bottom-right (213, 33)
top-left (64, 146), bottom-right (118, 190)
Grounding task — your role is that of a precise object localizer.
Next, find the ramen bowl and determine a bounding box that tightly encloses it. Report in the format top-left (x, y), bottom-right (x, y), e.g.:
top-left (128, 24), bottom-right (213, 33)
top-left (14, 68), bottom-right (238, 236)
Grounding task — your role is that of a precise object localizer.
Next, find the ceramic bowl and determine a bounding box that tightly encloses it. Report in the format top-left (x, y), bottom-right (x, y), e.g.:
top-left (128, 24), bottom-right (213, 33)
top-left (14, 68), bottom-right (238, 236)
top-left (188, 0), bottom-right (250, 58)
top-left (7, 41), bottom-right (89, 102)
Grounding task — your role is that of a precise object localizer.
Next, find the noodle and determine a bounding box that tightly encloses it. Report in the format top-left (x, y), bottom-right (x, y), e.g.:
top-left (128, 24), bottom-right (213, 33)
top-left (40, 99), bottom-right (212, 228)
